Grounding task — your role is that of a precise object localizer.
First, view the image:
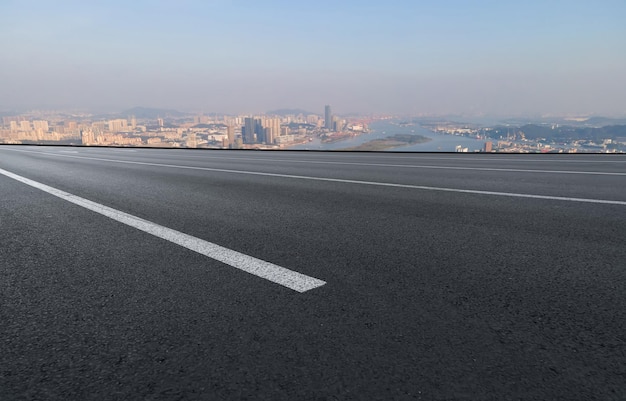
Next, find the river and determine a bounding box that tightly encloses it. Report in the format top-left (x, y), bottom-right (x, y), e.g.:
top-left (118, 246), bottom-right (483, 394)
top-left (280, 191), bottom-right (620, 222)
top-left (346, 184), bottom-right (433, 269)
top-left (290, 120), bottom-right (486, 152)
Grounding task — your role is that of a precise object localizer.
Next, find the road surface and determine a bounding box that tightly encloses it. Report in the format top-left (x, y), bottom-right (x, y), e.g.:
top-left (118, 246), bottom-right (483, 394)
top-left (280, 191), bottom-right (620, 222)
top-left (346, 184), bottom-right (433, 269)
top-left (1, 146), bottom-right (625, 400)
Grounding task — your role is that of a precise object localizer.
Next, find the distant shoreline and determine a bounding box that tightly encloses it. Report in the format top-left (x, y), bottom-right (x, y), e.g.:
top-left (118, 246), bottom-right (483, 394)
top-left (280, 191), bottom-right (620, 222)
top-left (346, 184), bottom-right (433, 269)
top-left (341, 134), bottom-right (432, 151)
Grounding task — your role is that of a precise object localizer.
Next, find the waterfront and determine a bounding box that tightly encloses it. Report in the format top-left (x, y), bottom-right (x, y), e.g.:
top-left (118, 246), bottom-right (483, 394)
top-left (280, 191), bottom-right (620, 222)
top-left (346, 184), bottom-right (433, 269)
top-left (291, 120), bottom-right (486, 152)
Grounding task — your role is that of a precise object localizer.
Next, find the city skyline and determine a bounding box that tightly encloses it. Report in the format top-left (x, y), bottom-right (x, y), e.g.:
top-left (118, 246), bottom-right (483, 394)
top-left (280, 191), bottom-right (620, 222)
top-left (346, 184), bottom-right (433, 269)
top-left (1, 1), bottom-right (625, 116)
top-left (3, 103), bottom-right (625, 153)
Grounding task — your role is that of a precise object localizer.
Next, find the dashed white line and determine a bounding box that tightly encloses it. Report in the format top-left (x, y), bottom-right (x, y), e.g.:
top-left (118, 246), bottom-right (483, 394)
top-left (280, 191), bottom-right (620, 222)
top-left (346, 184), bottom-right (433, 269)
top-left (0, 167), bottom-right (326, 293)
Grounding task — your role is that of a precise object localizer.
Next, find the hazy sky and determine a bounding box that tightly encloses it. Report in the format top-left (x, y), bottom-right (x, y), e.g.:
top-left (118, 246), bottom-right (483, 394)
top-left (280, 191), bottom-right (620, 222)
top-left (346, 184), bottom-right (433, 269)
top-left (1, 0), bottom-right (625, 116)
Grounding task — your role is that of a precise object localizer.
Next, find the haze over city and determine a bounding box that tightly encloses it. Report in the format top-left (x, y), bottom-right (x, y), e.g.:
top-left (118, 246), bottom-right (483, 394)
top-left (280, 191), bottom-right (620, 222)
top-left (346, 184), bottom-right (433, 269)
top-left (2, 0), bottom-right (625, 116)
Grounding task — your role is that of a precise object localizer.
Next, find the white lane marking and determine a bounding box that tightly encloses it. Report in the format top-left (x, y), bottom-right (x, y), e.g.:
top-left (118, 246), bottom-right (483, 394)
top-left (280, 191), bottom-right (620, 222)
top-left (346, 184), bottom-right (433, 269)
top-left (118, 154), bottom-right (625, 176)
top-left (69, 147), bottom-right (626, 163)
top-left (172, 152), bottom-right (626, 164)
top-left (0, 167), bottom-right (326, 293)
top-left (341, 156), bottom-right (625, 163)
top-left (288, 152), bottom-right (626, 163)
top-left (2, 148), bottom-right (625, 206)
top-left (3, 147), bottom-right (623, 176)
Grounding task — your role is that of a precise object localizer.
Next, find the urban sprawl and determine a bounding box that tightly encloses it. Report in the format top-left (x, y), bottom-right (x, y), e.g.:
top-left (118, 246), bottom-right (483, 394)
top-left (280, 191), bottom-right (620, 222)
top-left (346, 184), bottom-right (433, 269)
top-left (1, 106), bottom-right (625, 153)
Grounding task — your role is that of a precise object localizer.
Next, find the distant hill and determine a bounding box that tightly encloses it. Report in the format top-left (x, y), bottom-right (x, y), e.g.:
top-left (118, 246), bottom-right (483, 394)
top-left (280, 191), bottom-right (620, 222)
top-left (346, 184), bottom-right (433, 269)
top-left (580, 117), bottom-right (626, 127)
top-left (517, 124), bottom-right (626, 142)
top-left (121, 107), bottom-right (188, 119)
top-left (266, 108), bottom-right (314, 116)
top-left (502, 116), bottom-right (626, 127)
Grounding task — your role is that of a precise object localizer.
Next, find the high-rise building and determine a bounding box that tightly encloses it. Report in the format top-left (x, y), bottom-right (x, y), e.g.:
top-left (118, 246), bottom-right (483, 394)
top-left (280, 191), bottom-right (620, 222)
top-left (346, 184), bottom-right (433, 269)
top-left (33, 120), bottom-right (49, 132)
top-left (242, 118), bottom-right (265, 143)
top-left (243, 117), bottom-right (255, 143)
top-left (80, 130), bottom-right (95, 145)
top-left (262, 118), bottom-right (281, 145)
top-left (333, 116), bottom-right (342, 132)
top-left (324, 105), bottom-right (332, 130)
top-left (255, 119), bottom-right (265, 143)
top-left (108, 119), bottom-right (127, 132)
top-left (484, 141), bottom-right (493, 152)
top-left (264, 127), bottom-right (272, 144)
top-left (92, 121), bottom-right (106, 134)
top-left (226, 125), bottom-right (235, 146)
top-left (186, 133), bottom-right (197, 148)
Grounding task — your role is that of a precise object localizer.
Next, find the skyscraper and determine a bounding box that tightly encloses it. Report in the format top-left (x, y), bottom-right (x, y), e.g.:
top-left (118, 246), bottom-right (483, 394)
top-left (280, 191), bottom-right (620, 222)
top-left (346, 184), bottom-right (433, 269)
top-left (255, 119), bottom-right (265, 143)
top-left (244, 117), bottom-right (255, 143)
top-left (325, 105), bottom-right (332, 130)
top-left (226, 125), bottom-right (235, 146)
top-left (333, 116), bottom-right (342, 132)
top-left (262, 118), bottom-right (281, 145)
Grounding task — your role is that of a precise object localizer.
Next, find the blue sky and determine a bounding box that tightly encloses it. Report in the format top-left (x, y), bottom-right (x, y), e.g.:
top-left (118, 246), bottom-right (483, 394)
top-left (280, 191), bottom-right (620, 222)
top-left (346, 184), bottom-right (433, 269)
top-left (1, 0), bottom-right (625, 115)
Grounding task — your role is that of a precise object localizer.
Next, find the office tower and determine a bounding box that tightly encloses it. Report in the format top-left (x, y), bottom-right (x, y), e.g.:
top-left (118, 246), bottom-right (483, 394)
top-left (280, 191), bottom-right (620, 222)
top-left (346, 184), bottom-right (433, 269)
top-left (264, 127), bottom-right (272, 144)
top-left (244, 117), bottom-right (255, 143)
top-left (484, 141), bottom-right (493, 152)
top-left (325, 105), bottom-right (332, 130)
top-left (333, 116), bottom-right (342, 132)
top-left (262, 118), bottom-right (281, 144)
top-left (255, 119), bottom-right (265, 143)
top-left (226, 125), bottom-right (235, 146)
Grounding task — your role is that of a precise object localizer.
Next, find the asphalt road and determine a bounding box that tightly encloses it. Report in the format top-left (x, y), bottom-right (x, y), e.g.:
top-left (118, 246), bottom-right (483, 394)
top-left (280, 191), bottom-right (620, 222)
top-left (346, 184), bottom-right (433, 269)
top-left (1, 146), bottom-right (625, 400)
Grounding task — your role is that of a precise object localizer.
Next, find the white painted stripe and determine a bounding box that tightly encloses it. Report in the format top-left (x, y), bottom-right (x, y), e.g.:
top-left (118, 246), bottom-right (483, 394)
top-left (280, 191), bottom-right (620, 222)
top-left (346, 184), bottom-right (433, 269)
top-left (136, 148), bottom-right (626, 164)
top-left (62, 147), bottom-right (626, 163)
top-left (39, 148), bottom-right (626, 174)
top-left (286, 152), bottom-right (626, 163)
top-left (0, 167), bottom-right (326, 293)
top-left (2, 147), bottom-right (625, 206)
top-left (130, 154), bottom-right (626, 176)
